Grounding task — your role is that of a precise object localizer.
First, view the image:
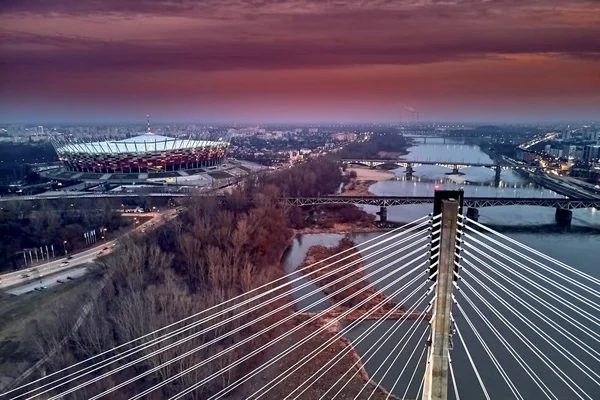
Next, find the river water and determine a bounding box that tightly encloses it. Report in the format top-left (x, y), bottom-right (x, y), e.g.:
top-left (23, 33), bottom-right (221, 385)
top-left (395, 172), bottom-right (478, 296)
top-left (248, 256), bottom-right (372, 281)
top-left (282, 139), bottom-right (600, 399)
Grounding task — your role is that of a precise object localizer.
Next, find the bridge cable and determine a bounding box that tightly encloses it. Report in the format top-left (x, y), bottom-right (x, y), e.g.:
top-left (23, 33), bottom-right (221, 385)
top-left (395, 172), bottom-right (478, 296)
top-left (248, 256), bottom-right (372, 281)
top-left (168, 260), bottom-right (428, 400)
top-left (453, 319), bottom-right (491, 400)
top-left (463, 224), bottom-right (600, 301)
top-left (464, 217), bottom-right (600, 287)
top-left (460, 282), bottom-right (592, 400)
top-left (10, 217), bottom-right (434, 400)
top-left (333, 309), bottom-right (429, 400)
top-left (455, 300), bottom-right (524, 400)
top-left (399, 344), bottom-right (427, 400)
top-left (124, 249), bottom-right (429, 400)
top-left (461, 273), bottom-right (600, 385)
top-left (462, 233), bottom-right (600, 315)
top-left (354, 315), bottom-right (429, 400)
top-left (448, 351), bottom-right (460, 400)
top-left (463, 257), bottom-right (600, 359)
top-left (452, 274), bottom-right (557, 400)
top-left (262, 281), bottom-right (433, 400)
top-left (462, 240), bottom-right (600, 329)
top-left (360, 318), bottom-right (429, 400)
top-left (43, 243), bottom-right (431, 400)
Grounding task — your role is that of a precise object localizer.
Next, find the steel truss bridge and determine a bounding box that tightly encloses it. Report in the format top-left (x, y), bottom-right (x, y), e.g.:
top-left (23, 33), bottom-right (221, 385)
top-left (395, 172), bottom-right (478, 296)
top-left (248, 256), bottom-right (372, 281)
top-left (284, 195), bottom-right (600, 210)
top-left (3, 192), bottom-right (600, 210)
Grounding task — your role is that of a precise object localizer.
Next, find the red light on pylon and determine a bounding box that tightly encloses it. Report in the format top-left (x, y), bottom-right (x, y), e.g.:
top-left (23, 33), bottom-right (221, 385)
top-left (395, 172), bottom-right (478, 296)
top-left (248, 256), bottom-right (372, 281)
top-left (434, 184), bottom-right (440, 190)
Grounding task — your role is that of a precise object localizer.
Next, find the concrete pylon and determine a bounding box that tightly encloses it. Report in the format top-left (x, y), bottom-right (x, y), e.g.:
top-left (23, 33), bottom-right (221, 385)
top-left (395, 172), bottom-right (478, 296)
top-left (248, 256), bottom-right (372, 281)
top-left (422, 199), bottom-right (459, 400)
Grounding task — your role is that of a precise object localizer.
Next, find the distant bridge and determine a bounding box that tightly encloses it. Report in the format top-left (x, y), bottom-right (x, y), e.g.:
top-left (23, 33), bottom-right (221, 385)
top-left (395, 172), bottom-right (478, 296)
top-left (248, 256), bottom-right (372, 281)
top-left (284, 195), bottom-right (600, 210)
top-left (341, 159), bottom-right (534, 170)
top-left (3, 193), bottom-right (599, 211)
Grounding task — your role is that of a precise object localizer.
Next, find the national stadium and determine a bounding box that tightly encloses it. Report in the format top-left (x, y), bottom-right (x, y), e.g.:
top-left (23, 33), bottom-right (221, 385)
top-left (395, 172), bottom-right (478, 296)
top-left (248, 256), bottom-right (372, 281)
top-left (50, 128), bottom-right (229, 174)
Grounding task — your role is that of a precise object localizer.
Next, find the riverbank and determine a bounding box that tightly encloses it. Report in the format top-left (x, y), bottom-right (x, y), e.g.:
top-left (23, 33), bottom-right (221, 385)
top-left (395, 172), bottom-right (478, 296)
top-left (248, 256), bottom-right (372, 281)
top-left (294, 204), bottom-right (383, 235)
top-left (342, 167), bottom-right (395, 196)
top-left (297, 238), bottom-right (411, 323)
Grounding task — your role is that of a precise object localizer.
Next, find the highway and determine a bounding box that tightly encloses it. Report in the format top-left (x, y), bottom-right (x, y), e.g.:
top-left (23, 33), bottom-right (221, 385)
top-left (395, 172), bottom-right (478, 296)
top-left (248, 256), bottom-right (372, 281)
top-left (0, 209), bottom-right (180, 294)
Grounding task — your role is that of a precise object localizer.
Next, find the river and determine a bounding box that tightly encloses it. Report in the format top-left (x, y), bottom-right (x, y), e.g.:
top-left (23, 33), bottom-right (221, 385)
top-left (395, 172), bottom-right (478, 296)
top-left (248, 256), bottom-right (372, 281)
top-left (282, 139), bottom-right (600, 399)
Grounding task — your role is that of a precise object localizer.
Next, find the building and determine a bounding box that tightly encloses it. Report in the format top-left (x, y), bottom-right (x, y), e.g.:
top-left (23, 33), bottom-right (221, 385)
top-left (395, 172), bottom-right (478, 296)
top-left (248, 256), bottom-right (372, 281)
top-left (562, 145), bottom-right (577, 158)
top-left (516, 149), bottom-right (538, 163)
top-left (332, 132), bottom-right (358, 142)
top-left (583, 145), bottom-right (600, 163)
top-left (544, 144), bottom-right (552, 155)
top-left (50, 133), bottom-right (229, 173)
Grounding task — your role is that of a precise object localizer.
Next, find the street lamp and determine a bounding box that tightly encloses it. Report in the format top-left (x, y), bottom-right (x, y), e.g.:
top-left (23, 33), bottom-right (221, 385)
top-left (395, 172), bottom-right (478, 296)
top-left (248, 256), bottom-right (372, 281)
top-left (63, 240), bottom-right (68, 256)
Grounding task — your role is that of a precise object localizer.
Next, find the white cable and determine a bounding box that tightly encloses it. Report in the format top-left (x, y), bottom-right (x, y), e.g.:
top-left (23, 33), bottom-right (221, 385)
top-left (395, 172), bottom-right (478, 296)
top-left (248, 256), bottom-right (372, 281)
top-left (454, 320), bottom-right (491, 400)
top-left (336, 313), bottom-right (428, 400)
top-left (455, 301), bottom-right (523, 400)
top-left (415, 365), bottom-right (426, 400)
top-left (463, 234), bottom-right (600, 313)
top-left (461, 273), bottom-right (600, 385)
top-left (464, 224), bottom-right (600, 301)
top-left (357, 319), bottom-right (428, 400)
top-left (453, 291), bottom-right (556, 400)
top-left (56, 244), bottom-right (430, 400)
top-left (264, 282), bottom-right (431, 400)
top-left (463, 251), bottom-right (600, 342)
top-left (448, 352), bottom-right (460, 400)
top-left (463, 258), bottom-right (600, 359)
top-left (465, 217), bottom-right (600, 287)
top-left (461, 282), bottom-right (591, 400)
top-left (463, 241), bottom-right (600, 329)
top-left (362, 321), bottom-right (428, 400)
top-left (400, 344), bottom-right (427, 400)
top-left (34, 231), bottom-right (430, 400)
top-left (174, 261), bottom-right (426, 400)
top-left (5, 214), bottom-right (433, 399)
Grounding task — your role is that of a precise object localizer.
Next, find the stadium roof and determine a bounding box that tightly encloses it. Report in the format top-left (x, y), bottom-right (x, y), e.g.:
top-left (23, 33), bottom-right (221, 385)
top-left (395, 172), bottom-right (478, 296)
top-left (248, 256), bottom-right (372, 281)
top-left (56, 134), bottom-right (226, 154)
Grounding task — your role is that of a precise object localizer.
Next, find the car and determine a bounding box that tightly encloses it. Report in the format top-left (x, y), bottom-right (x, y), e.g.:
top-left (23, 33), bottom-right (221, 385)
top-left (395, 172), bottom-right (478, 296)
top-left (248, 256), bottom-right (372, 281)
top-left (67, 256), bottom-right (73, 260)
top-left (98, 251), bottom-right (104, 255)
top-left (57, 279), bottom-right (65, 283)
top-left (20, 274), bottom-right (30, 279)
top-left (60, 262), bottom-right (69, 266)
top-left (103, 247), bottom-right (108, 250)
top-left (67, 276), bottom-right (75, 280)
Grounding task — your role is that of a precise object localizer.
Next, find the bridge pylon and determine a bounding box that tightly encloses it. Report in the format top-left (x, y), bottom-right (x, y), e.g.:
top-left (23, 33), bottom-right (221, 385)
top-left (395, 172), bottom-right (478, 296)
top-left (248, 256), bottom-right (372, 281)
top-left (423, 191), bottom-right (461, 400)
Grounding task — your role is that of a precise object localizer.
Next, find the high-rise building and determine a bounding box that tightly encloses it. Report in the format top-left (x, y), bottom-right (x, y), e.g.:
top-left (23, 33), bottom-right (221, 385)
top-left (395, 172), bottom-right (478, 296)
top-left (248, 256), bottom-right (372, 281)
top-left (37, 125), bottom-right (44, 135)
top-left (562, 145), bottom-right (576, 158)
top-left (583, 145), bottom-right (600, 163)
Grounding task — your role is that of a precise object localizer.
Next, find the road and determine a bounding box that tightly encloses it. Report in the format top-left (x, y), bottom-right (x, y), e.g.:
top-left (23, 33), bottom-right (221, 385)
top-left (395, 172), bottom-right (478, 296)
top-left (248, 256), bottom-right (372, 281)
top-left (0, 209), bottom-right (180, 293)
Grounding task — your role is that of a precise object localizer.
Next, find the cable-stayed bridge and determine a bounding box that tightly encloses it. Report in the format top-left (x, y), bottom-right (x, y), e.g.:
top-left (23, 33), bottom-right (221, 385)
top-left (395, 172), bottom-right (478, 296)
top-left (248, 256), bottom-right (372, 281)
top-left (1, 191), bottom-right (599, 399)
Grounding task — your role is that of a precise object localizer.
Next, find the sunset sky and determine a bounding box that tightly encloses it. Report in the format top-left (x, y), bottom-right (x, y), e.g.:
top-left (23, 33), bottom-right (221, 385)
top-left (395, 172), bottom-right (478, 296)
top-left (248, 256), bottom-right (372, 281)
top-left (1, 0), bottom-right (599, 123)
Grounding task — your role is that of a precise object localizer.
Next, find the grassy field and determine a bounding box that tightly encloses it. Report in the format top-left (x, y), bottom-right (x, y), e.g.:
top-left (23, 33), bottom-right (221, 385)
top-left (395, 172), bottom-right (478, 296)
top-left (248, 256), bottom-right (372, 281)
top-left (0, 274), bottom-right (99, 390)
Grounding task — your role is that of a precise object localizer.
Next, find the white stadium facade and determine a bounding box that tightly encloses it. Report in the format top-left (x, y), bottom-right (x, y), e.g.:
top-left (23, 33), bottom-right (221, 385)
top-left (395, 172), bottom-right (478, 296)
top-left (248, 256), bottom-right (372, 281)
top-left (50, 133), bottom-right (229, 174)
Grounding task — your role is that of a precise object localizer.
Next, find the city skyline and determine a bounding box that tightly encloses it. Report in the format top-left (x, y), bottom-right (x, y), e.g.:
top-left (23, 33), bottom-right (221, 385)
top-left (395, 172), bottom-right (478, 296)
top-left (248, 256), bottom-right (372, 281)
top-left (1, 0), bottom-right (599, 123)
